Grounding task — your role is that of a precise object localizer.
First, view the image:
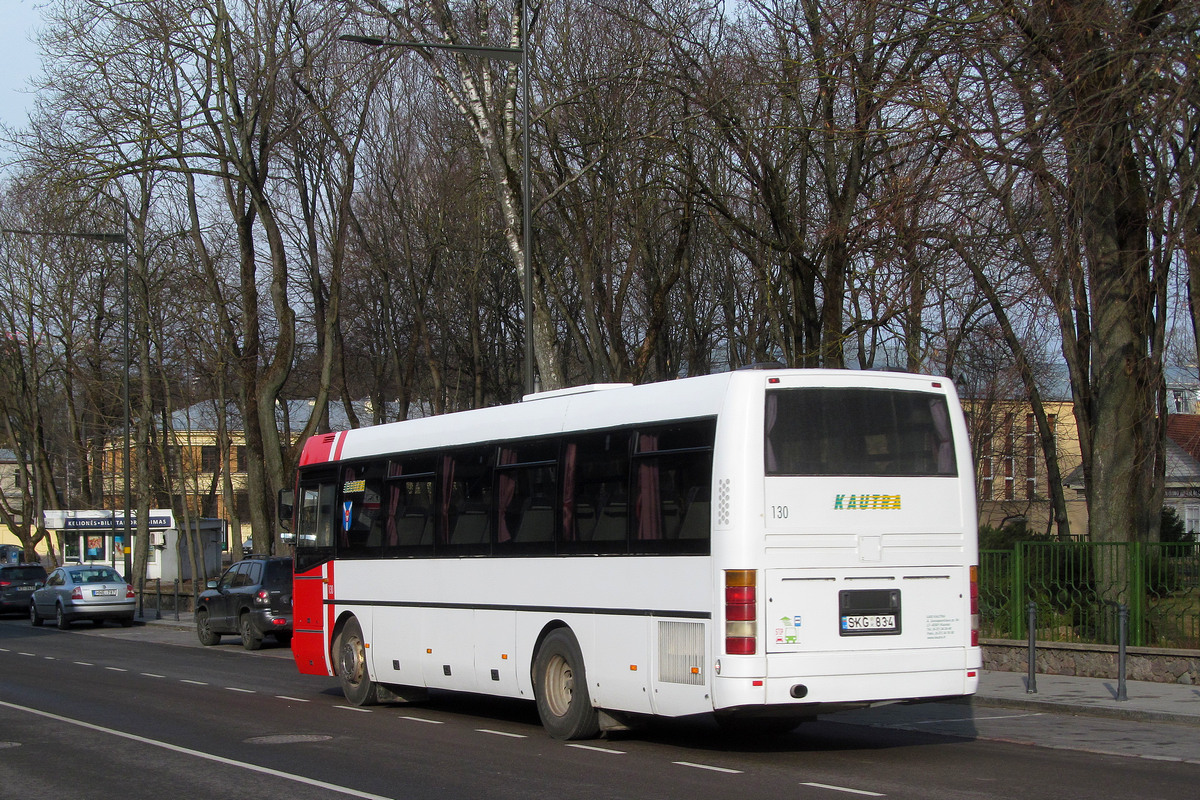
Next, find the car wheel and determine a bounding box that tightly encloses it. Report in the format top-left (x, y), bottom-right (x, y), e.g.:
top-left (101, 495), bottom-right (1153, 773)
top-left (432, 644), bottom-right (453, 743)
top-left (93, 619), bottom-right (106, 627)
top-left (119, 616), bottom-right (134, 628)
top-left (56, 604), bottom-right (71, 630)
top-left (30, 601), bottom-right (43, 627)
top-left (240, 613), bottom-right (263, 651)
top-left (195, 608), bottom-right (221, 646)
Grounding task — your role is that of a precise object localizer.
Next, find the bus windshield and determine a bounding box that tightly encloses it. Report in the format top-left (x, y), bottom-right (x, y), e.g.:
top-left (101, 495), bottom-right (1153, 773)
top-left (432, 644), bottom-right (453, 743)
top-left (765, 387), bottom-right (956, 477)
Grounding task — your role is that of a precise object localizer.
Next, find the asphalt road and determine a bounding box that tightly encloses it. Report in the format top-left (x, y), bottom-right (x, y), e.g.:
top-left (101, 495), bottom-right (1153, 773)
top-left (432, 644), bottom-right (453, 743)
top-left (1, 618), bottom-right (1196, 799)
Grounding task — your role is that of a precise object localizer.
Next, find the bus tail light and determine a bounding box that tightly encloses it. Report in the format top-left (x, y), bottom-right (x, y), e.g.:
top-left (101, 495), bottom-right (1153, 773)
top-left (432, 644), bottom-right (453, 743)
top-left (725, 570), bottom-right (757, 655)
top-left (969, 565), bottom-right (980, 646)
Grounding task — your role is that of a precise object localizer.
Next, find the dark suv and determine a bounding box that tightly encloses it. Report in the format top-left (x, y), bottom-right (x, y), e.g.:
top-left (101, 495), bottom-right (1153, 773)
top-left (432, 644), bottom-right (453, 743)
top-left (0, 563), bottom-right (48, 616)
top-left (195, 555), bottom-right (293, 650)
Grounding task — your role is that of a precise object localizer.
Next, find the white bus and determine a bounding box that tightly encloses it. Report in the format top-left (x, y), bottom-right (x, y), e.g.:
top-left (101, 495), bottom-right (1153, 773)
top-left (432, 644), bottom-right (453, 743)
top-left (287, 368), bottom-right (980, 739)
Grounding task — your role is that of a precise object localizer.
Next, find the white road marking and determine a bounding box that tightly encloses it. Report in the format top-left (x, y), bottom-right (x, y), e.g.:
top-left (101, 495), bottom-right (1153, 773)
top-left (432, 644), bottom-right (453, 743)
top-left (477, 729), bottom-right (527, 738)
top-left (673, 761), bottom-right (742, 774)
top-left (180, 679), bottom-right (208, 685)
top-left (801, 782), bottom-right (885, 796)
top-left (399, 716), bottom-right (443, 724)
top-left (225, 687), bottom-right (255, 694)
top-left (0, 699), bottom-right (397, 800)
top-left (276, 695), bottom-right (310, 703)
top-left (913, 712), bottom-right (1044, 725)
top-left (567, 743), bottom-right (626, 754)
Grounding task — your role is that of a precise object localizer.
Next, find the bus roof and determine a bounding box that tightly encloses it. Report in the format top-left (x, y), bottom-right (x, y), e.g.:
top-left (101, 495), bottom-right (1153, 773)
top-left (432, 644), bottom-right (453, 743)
top-left (299, 369), bottom-right (954, 466)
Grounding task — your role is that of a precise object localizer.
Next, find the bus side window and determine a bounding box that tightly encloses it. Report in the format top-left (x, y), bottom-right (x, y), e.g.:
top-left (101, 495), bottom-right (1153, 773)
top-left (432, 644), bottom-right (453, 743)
top-left (631, 421), bottom-right (714, 555)
top-left (561, 432), bottom-right (631, 554)
top-left (495, 439), bottom-right (557, 554)
top-left (340, 461), bottom-right (387, 559)
top-left (440, 449), bottom-right (493, 553)
top-left (385, 456), bottom-right (437, 557)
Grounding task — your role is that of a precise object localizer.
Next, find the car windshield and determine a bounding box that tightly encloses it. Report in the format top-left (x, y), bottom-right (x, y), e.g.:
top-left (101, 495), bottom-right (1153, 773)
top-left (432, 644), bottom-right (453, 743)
top-left (69, 568), bottom-right (123, 584)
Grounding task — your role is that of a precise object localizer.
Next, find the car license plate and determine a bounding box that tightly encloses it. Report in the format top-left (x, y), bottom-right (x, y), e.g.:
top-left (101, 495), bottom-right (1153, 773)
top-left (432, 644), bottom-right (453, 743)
top-left (16, 586), bottom-right (32, 592)
top-left (93, 589), bottom-right (117, 597)
top-left (841, 614), bottom-right (897, 632)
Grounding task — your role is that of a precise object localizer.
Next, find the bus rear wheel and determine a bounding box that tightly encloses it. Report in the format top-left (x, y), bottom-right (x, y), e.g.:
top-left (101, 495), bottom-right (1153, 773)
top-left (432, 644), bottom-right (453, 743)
top-left (533, 628), bottom-right (600, 740)
top-left (334, 617), bottom-right (380, 706)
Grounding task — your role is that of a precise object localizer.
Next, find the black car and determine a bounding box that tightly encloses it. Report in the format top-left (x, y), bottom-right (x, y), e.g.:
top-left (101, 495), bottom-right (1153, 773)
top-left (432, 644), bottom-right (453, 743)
top-left (0, 563), bottom-right (48, 616)
top-left (195, 555), bottom-right (293, 650)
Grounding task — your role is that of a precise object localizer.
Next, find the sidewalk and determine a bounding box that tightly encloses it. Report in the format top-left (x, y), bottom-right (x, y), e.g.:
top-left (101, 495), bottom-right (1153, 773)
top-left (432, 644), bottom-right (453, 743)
top-left (973, 668), bottom-right (1200, 726)
top-left (133, 611), bottom-right (1200, 726)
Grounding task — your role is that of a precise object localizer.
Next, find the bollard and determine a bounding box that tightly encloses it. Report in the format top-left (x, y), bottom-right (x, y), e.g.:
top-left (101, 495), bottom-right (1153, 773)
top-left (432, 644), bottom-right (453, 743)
top-left (1116, 603), bottom-right (1128, 701)
top-left (155, 578), bottom-right (163, 621)
top-left (1026, 601), bottom-right (1038, 694)
top-left (174, 578), bottom-right (181, 622)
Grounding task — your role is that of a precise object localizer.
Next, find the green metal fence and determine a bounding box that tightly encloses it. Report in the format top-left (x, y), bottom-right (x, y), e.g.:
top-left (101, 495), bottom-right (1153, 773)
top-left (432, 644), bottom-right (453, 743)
top-left (980, 542), bottom-right (1200, 649)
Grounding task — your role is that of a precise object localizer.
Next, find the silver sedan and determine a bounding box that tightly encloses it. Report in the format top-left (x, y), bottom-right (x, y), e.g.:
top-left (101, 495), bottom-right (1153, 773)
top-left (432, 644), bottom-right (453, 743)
top-left (30, 565), bottom-right (136, 629)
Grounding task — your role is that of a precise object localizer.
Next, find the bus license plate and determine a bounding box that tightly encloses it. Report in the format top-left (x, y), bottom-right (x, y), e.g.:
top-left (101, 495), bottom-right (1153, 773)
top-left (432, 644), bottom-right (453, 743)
top-left (838, 589), bottom-right (901, 636)
top-left (93, 589), bottom-right (117, 597)
top-left (841, 614), bottom-right (897, 632)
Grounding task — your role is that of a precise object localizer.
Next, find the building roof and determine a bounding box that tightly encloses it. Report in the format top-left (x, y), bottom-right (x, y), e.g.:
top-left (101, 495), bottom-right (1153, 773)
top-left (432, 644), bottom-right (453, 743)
top-left (163, 398), bottom-right (411, 434)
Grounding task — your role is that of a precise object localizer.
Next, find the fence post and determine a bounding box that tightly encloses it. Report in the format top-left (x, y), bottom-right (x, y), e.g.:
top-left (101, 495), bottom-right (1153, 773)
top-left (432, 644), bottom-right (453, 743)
top-left (1026, 601), bottom-right (1038, 694)
top-left (1011, 544), bottom-right (1026, 640)
top-left (1128, 541), bottom-right (1145, 647)
top-left (1116, 603), bottom-right (1128, 701)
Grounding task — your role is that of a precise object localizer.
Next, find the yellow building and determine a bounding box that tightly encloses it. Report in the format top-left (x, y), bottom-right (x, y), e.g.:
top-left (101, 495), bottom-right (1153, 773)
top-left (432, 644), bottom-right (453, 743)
top-left (966, 399), bottom-right (1088, 537)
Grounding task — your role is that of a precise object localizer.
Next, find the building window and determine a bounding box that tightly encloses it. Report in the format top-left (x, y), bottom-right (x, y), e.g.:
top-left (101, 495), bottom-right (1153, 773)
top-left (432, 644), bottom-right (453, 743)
top-left (201, 445), bottom-right (220, 472)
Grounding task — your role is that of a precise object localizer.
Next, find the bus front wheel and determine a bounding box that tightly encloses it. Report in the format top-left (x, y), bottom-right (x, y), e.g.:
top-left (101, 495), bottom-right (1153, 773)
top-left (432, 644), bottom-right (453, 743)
top-left (533, 628), bottom-right (600, 740)
top-left (334, 617), bottom-right (380, 706)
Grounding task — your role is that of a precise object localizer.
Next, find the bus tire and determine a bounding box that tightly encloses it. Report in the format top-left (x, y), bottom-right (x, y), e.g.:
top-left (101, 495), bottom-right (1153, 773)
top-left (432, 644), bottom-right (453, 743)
top-left (334, 617), bottom-right (380, 706)
top-left (533, 628), bottom-right (600, 740)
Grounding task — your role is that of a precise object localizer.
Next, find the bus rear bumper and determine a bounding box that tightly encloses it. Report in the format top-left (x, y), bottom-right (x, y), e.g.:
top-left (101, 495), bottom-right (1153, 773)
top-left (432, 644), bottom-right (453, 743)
top-left (712, 647), bottom-right (981, 713)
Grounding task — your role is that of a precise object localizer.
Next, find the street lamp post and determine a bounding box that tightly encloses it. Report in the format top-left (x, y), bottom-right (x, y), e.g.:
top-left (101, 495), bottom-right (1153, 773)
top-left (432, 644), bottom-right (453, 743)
top-left (0, 226), bottom-right (131, 578)
top-left (342, 0), bottom-right (536, 397)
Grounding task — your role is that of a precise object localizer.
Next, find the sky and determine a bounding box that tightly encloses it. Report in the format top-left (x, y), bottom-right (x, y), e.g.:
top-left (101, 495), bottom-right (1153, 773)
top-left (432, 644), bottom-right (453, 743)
top-left (0, 0), bottom-right (46, 160)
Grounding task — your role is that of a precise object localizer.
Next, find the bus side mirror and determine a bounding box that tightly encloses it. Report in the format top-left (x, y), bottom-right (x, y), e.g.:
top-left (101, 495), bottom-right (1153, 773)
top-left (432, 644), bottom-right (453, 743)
top-left (278, 489), bottom-right (294, 530)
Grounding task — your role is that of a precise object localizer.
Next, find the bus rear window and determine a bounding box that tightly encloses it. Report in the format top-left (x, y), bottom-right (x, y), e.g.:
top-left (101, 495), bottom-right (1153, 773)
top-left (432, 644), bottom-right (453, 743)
top-left (765, 388), bottom-right (956, 477)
